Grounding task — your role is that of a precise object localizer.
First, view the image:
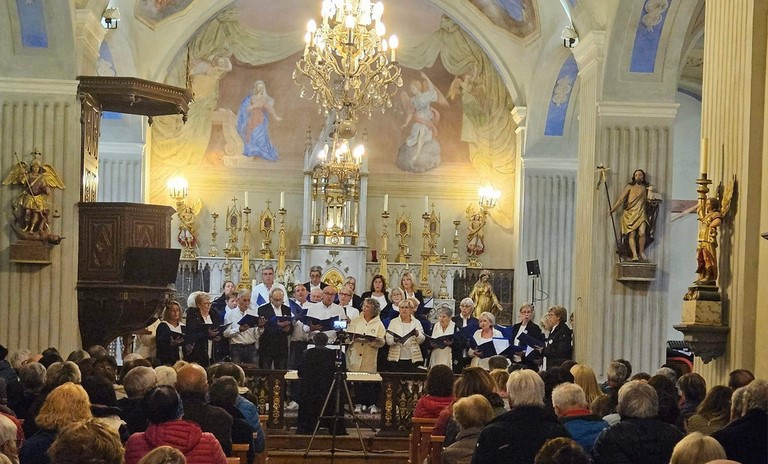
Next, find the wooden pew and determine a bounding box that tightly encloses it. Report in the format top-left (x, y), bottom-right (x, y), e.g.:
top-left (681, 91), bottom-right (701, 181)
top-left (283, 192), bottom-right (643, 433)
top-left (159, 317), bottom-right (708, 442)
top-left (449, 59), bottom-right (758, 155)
top-left (232, 444), bottom-right (249, 464)
top-left (226, 458), bottom-right (240, 464)
top-left (257, 414), bottom-right (268, 464)
top-left (417, 425), bottom-right (435, 464)
top-left (429, 435), bottom-right (445, 464)
top-left (409, 417), bottom-right (438, 464)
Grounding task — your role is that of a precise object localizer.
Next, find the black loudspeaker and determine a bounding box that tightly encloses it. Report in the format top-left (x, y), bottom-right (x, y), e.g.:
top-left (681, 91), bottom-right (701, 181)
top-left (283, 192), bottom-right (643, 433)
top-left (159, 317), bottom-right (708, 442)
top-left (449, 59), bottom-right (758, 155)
top-left (526, 259), bottom-right (541, 277)
top-left (122, 247), bottom-right (181, 285)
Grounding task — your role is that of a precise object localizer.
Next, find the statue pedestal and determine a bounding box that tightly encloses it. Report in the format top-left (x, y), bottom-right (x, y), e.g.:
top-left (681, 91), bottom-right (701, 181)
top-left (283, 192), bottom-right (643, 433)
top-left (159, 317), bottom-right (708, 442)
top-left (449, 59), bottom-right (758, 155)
top-left (681, 299), bottom-right (722, 325)
top-left (9, 240), bottom-right (51, 264)
top-left (675, 284), bottom-right (729, 363)
top-left (616, 261), bottom-right (656, 282)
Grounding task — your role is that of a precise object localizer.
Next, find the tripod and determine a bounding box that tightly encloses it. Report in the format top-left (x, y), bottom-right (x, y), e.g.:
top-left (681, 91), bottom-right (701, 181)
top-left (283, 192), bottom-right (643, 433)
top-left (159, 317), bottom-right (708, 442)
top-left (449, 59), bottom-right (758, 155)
top-left (303, 358), bottom-right (376, 462)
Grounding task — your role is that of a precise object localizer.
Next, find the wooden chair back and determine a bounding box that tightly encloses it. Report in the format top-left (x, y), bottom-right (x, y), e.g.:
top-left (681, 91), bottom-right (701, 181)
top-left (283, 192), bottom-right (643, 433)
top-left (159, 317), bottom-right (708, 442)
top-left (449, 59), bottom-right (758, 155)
top-left (429, 435), bottom-right (445, 464)
top-left (232, 444), bottom-right (249, 464)
top-left (409, 417), bottom-right (438, 464)
top-left (417, 425), bottom-right (435, 464)
top-left (257, 414), bottom-right (268, 464)
top-left (226, 458), bottom-right (240, 464)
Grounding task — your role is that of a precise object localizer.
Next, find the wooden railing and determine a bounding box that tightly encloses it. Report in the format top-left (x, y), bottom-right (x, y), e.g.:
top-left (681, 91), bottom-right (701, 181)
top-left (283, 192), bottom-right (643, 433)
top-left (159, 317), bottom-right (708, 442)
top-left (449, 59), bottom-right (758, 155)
top-left (241, 368), bottom-right (431, 435)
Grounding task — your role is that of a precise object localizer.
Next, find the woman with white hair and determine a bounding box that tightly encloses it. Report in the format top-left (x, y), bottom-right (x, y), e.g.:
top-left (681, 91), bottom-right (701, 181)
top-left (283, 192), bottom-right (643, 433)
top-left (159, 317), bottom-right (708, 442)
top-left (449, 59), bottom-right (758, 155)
top-left (468, 312), bottom-right (502, 371)
top-left (428, 305), bottom-right (455, 368)
top-left (451, 298), bottom-right (478, 373)
top-left (472, 369), bottom-right (569, 464)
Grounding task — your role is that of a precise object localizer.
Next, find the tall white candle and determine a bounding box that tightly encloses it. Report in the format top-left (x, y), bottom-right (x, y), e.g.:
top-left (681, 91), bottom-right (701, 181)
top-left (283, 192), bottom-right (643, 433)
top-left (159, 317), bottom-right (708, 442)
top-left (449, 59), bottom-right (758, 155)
top-left (244, 192), bottom-right (249, 208)
top-left (700, 138), bottom-right (709, 175)
top-left (280, 191), bottom-right (285, 209)
top-left (384, 194), bottom-right (389, 212)
top-left (424, 196), bottom-right (429, 212)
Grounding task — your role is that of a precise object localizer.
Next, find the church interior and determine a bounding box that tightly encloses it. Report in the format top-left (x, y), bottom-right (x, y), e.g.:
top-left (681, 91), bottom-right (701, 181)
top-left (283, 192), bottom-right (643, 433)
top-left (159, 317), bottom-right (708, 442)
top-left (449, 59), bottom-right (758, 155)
top-left (1, 0), bottom-right (767, 391)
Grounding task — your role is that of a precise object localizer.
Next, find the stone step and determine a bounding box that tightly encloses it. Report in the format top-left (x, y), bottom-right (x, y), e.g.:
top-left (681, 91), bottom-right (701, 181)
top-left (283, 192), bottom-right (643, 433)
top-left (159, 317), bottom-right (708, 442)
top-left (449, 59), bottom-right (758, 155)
top-left (267, 450), bottom-right (408, 464)
top-left (268, 432), bottom-right (409, 453)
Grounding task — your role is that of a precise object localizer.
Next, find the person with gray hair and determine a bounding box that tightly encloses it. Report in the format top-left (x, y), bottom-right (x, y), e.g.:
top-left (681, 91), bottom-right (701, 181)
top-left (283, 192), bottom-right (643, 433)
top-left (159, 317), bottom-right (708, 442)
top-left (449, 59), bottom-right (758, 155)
top-left (251, 265), bottom-right (288, 307)
top-left (9, 362), bottom-right (44, 421)
top-left (8, 350), bottom-right (31, 372)
top-left (303, 265), bottom-right (327, 292)
top-left (711, 378), bottom-right (767, 464)
top-left (0, 414), bottom-right (18, 464)
top-left (347, 298), bottom-right (386, 413)
top-left (117, 366), bottom-right (157, 435)
top-left (176, 364), bottom-right (233, 456)
top-left (552, 383), bottom-right (608, 452)
top-left (428, 304), bottom-right (455, 368)
top-left (256, 287), bottom-right (292, 369)
top-left (451, 298), bottom-right (478, 373)
top-left (472, 369), bottom-right (569, 464)
top-left (604, 361), bottom-right (628, 393)
top-left (591, 380), bottom-right (684, 464)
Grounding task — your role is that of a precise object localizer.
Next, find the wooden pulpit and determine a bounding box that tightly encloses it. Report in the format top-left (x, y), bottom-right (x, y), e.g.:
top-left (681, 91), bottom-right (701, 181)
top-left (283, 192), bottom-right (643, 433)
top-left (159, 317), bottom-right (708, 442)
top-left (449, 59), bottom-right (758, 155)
top-left (76, 202), bottom-right (178, 349)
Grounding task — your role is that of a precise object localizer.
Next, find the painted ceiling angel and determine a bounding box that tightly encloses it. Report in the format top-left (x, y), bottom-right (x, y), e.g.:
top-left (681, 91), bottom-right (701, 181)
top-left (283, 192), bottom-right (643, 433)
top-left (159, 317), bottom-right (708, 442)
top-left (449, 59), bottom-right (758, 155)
top-left (2, 153), bottom-right (66, 244)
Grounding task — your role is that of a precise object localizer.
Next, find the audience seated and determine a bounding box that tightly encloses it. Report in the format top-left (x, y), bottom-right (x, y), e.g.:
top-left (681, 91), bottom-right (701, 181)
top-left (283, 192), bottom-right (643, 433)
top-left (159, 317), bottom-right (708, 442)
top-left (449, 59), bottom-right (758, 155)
top-left (727, 368), bottom-right (754, 390)
top-left (711, 379), bottom-right (767, 464)
top-left (534, 437), bottom-right (589, 464)
top-left (434, 367), bottom-right (505, 446)
top-left (685, 385), bottom-right (732, 435)
top-left (668, 432), bottom-right (726, 464)
top-left (489, 369), bottom-right (509, 410)
top-left (209, 376), bottom-right (262, 464)
top-left (0, 415), bottom-right (19, 464)
top-left (591, 380), bottom-right (684, 464)
top-left (118, 366), bottom-right (157, 435)
top-left (47, 418), bottom-right (124, 464)
top-left (472, 369), bottom-right (570, 464)
top-left (441, 394), bottom-right (492, 464)
top-left (19, 382), bottom-right (92, 464)
top-left (552, 383), bottom-right (608, 453)
top-left (23, 361), bottom-right (81, 439)
top-left (569, 364), bottom-right (603, 407)
top-left (8, 363), bottom-right (44, 430)
top-left (414, 365), bottom-right (454, 418)
top-left (676, 373), bottom-right (707, 420)
top-left (210, 363), bottom-right (260, 429)
top-left (137, 445), bottom-right (187, 464)
top-left (176, 364), bottom-right (233, 456)
top-left (124, 385), bottom-right (227, 464)
top-left (648, 374), bottom-right (683, 430)
top-left (81, 374), bottom-right (129, 442)
top-left (155, 366), bottom-right (178, 386)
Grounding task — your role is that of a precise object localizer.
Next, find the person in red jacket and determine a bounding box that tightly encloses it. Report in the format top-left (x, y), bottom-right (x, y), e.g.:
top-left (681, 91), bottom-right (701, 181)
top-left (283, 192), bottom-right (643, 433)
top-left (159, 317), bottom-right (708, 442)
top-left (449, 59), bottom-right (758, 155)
top-left (124, 385), bottom-right (227, 464)
top-left (414, 364), bottom-right (455, 418)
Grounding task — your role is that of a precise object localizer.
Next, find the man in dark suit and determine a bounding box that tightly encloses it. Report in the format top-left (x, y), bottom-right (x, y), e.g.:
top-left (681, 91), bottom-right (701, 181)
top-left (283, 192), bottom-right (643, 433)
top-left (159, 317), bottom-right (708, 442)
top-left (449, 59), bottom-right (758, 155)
top-left (452, 298), bottom-right (479, 373)
top-left (302, 265), bottom-right (328, 292)
top-left (176, 363), bottom-right (233, 456)
top-left (257, 287), bottom-right (292, 369)
top-left (296, 332), bottom-right (346, 435)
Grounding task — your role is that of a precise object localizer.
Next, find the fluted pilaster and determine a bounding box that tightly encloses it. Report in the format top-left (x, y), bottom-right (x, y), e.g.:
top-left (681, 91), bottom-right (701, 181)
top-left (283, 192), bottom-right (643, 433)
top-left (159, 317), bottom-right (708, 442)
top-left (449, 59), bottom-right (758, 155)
top-left (97, 142), bottom-right (144, 202)
top-left (695, 0), bottom-right (767, 381)
top-left (0, 79), bottom-right (81, 353)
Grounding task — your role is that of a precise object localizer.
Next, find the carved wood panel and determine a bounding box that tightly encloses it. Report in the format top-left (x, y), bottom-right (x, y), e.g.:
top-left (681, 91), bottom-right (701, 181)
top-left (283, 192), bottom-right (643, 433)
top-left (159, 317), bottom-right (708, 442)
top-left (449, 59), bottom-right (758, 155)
top-left (79, 93), bottom-right (100, 202)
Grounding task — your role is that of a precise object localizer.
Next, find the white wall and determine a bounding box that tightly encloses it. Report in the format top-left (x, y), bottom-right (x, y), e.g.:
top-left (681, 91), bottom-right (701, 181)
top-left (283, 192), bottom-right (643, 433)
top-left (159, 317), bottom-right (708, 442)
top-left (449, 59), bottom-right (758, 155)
top-left (666, 91), bottom-right (702, 341)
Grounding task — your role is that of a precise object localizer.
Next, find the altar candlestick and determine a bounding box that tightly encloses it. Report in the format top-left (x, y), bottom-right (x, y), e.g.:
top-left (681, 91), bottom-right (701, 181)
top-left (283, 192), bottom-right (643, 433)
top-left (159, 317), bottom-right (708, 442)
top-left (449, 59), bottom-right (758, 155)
top-left (700, 138), bottom-right (709, 176)
top-left (384, 194), bottom-right (389, 212)
top-left (424, 196), bottom-right (429, 212)
top-left (280, 191), bottom-right (285, 209)
top-left (244, 191), bottom-right (249, 208)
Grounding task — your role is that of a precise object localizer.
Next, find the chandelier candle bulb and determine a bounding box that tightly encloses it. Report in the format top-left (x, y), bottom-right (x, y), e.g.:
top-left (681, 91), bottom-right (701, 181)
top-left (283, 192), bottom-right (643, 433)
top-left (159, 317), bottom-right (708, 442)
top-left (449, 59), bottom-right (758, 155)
top-left (700, 138), bottom-right (709, 176)
top-left (390, 35), bottom-right (398, 61)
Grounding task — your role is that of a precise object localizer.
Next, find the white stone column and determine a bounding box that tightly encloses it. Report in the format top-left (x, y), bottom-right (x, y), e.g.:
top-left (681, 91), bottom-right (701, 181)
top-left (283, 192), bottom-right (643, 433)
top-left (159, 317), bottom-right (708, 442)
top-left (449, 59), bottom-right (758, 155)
top-left (0, 78), bottom-right (81, 353)
top-left (516, 160), bottom-right (577, 314)
top-left (694, 0), bottom-right (767, 381)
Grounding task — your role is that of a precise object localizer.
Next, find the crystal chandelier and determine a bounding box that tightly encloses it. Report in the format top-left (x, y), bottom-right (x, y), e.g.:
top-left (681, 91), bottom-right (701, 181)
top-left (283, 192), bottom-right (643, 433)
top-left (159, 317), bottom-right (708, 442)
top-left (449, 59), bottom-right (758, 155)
top-left (309, 125), bottom-right (366, 245)
top-left (294, 0), bottom-right (403, 134)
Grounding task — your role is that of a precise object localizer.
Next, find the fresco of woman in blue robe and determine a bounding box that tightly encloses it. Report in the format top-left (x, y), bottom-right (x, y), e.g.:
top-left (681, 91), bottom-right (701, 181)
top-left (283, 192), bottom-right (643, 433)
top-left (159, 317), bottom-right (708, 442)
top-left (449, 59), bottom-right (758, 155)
top-left (236, 80), bottom-right (282, 160)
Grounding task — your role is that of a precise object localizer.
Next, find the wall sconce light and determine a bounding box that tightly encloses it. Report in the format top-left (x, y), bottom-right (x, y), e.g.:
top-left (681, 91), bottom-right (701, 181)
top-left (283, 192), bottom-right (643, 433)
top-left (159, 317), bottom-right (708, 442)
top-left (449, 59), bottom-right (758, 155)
top-left (103, 7), bottom-right (120, 29)
top-left (478, 186), bottom-right (501, 210)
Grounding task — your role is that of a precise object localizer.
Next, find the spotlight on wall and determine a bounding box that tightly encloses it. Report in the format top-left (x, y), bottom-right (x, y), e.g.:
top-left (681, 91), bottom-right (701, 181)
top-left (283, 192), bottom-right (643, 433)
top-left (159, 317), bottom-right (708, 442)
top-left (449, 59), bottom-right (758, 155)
top-left (103, 7), bottom-right (120, 29)
top-left (562, 25), bottom-right (578, 48)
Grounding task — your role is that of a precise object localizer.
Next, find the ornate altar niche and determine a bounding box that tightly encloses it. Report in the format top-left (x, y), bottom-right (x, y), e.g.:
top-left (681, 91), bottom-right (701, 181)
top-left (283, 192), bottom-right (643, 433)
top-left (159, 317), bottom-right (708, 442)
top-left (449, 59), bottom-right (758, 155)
top-left (77, 203), bottom-right (177, 349)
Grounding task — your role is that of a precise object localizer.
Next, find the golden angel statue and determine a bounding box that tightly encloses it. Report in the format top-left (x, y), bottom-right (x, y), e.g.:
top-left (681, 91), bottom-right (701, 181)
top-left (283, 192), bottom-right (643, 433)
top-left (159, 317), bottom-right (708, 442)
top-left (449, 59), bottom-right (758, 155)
top-left (177, 198), bottom-right (203, 249)
top-left (695, 177), bottom-right (736, 284)
top-left (2, 152), bottom-right (66, 244)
